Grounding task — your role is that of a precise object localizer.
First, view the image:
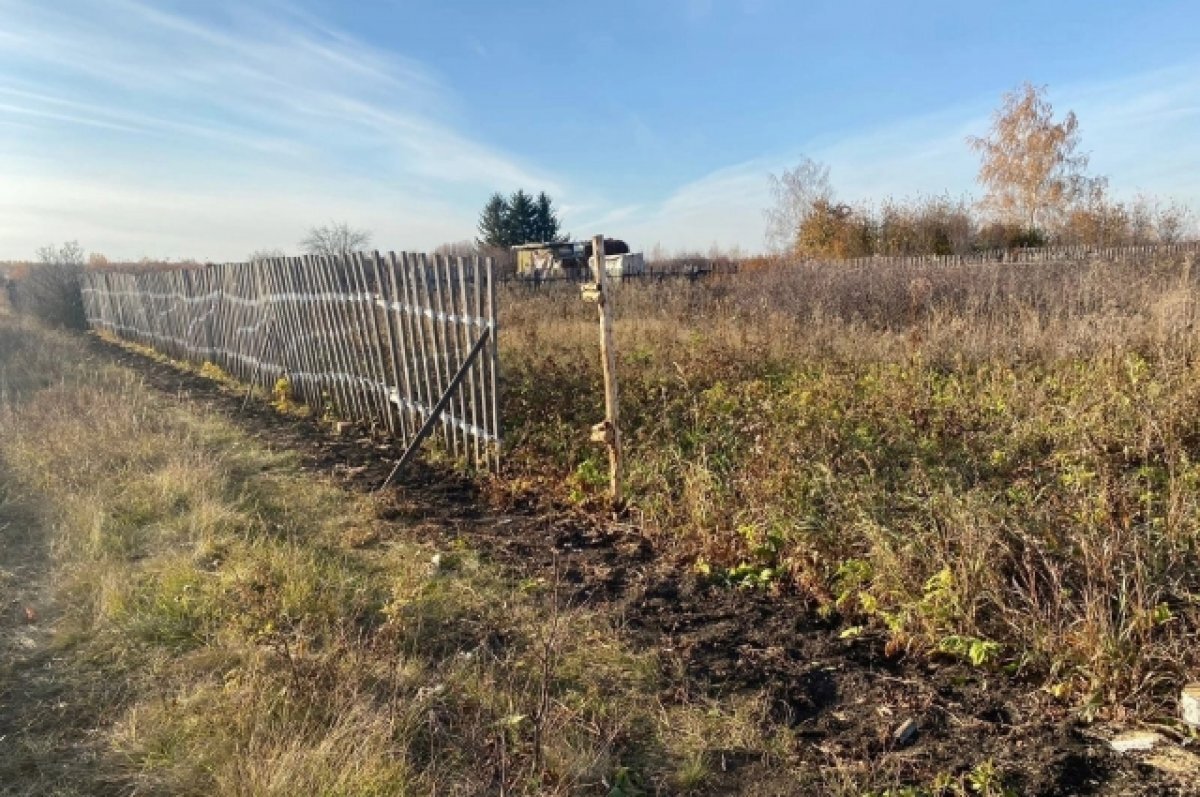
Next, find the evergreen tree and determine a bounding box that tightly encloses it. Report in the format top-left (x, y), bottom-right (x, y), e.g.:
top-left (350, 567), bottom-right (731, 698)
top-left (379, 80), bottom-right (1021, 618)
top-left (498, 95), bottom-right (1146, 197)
top-left (534, 192), bottom-right (567, 243)
top-left (507, 190), bottom-right (539, 245)
top-left (477, 190), bottom-right (568, 248)
top-left (477, 192), bottom-right (511, 247)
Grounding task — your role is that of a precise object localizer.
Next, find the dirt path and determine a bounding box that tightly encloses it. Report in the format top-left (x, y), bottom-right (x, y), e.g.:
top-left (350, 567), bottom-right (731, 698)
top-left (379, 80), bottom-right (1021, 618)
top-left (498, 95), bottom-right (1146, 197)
top-left (84, 335), bottom-right (1198, 796)
top-left (0, 473), bottom-right (122, 796)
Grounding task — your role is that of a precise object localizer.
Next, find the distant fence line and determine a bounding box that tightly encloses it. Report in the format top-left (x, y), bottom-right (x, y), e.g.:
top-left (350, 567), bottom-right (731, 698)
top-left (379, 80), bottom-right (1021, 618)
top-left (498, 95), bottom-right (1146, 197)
top-left (497, 241), bottom-right (1200, 285)
top-left (81, 253), bottom-right (500, 470)
top-left (501, 258), bottom-right (740, 284)
top-left (795, 240), bottom-right (1200, 270)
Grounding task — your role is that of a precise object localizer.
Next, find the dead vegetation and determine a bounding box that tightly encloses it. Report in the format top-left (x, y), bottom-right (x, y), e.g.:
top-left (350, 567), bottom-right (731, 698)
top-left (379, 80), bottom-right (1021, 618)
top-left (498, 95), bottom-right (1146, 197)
top-left (4, 250), bottom-right (1200, 795)
top-left (501, 252), bottom-right (1200, 718)
top-left (0, 318), bottom-right (786, 796)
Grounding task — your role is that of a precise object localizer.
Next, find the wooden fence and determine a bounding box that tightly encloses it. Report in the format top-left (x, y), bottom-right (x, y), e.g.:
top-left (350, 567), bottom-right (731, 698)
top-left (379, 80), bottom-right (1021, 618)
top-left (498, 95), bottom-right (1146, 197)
top-left (799, 240), bottom-right (1200, 269)
top-left (501, 258), bottom-right (741, 284)
top-left (499, 241), bottom-right (1200, 284)
top-left (81, 253), bottom-right (500, 470)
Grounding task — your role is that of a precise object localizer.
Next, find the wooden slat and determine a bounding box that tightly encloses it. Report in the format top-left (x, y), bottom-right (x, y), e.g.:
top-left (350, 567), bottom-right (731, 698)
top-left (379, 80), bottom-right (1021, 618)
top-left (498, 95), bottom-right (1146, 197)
top-left (232, 265), bottom-right (251, 381)
top-left (373, 251), bottom-right (411, 442)
top-left (394, 252), bottom-right (424, 439)
top-left (456, 256), bottom-right (481, 466)
top-left (334, 253), bottom-right (374, 423)
top-left (301, 254), bottom-right (342, 420)
top-left (392, 253), bottom-right (422, 432)
top-left (405, 252), bottom-right (436, 440)
top-left (259, 259), bottom-right (290, 391)
top-left (472, 256), bottom-right (486, 456)
top-left (430, 254), bottom-right (460, 458)
top-left (413, 254), bottom-right (446, 449)
top-left (348, 251), bottom-right (391, 432)
top-left (282, 257), bottom-right (320, 406)
top-left (485, 256), bottom-right (500, 470)
top-left (364, 251), bottom-right (401, 434)
top-left (215, 264), bottom-right (233, 373)
top-left (273, 258), bottom-right (308, 405)
top-left (306, 254), bottom-right (352, 421)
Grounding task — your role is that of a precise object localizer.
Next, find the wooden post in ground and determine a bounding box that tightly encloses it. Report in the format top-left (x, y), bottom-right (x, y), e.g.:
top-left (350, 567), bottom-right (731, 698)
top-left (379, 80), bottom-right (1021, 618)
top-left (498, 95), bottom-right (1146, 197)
top-left (586, 233), bottom-right (623, 504)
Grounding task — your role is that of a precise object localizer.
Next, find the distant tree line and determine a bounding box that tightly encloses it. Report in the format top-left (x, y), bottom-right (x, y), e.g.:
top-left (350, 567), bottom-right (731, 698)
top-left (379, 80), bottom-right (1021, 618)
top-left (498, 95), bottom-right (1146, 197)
top-left (477, 190), bottom-right (566, 248)
top-left (298, 221), bottom-right (372, 257)
top-left (10, 241), bottom-right (88, 329)
top-left (767, 83), bottom-right (1192, 259)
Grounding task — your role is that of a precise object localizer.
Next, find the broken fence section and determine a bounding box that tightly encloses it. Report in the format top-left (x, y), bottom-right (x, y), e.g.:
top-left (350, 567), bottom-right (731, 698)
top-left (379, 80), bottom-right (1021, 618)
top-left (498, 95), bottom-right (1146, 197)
top-left (81, 253), bottom-right (500, 471)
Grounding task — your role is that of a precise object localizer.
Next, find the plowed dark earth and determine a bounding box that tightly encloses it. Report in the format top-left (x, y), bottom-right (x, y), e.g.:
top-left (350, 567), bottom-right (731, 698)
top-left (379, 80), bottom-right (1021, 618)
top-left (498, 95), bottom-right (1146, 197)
top-left (89, 335), bottom-right (1199, 796)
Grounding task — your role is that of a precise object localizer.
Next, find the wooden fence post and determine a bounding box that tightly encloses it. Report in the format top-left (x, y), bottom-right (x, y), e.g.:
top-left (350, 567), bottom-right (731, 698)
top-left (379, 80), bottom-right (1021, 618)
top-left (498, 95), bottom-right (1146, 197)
top-left (586, 233), bottom-right (623, 504)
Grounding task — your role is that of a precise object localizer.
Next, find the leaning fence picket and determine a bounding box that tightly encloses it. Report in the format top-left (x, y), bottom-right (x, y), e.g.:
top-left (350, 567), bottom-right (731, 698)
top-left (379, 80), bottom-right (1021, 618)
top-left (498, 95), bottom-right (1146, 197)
top-left (358, 252), bottom-right (392, 435)
top-left (373, 252), bottom-right (409, 442)
top-left (445, 256), bottom-right (468, 459)
top-left (307, 255), bottom-right (334, 407)
top-left (337, 254), bottom-right (374, 423)
top-left (430, 256), bottom-right (457, 457)
top-left (276, 257), bottom-right (309, 400)
top-left (398, 253), bottom-right (423, 442)
top-left (301, 255), bottom-right (335, 415)
top-left (352, 251), bottom-right (392, 433)
top-left (485, 256), bottom-right (500, 470)
top-left (304, 255), bottom-right (347, 419)
top-left (456, 256), bottom-right (481, 466)
top-left (404, 253), bottom-right (434, 443)
top-left (386, 253), bottom-right (420, 441)
top-left (413, 254), bottom-right (447, 451)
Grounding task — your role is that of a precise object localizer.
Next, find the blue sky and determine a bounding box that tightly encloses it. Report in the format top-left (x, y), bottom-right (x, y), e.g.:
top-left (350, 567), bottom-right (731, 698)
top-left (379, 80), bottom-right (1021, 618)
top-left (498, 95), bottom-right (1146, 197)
top-left (1, 0), bottom-right (1198, 260)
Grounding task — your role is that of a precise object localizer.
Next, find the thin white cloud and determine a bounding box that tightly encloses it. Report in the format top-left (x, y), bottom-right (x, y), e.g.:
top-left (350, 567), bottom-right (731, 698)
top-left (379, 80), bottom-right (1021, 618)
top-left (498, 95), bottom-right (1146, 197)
top-left (612, 160), bottom-right (772, 253)
top-left (0, 100), bottom-right (145, 134)
top-left (0, 0), bottom-right (560, 259)
top-left (0, 84), bottom-right (306, 154)
top-left (2, 0), bottom-right (1197, 261)
top-left (0, 0), bottom-right (522, 173)
top-left (570, 203), bottom-right (646, 234)
top-left (0, 168), bottom-right (472, 261)
top-left (612, 62), bottom-right (1200, 253)
top-left (1064, 63), bottom-right (1200, 202)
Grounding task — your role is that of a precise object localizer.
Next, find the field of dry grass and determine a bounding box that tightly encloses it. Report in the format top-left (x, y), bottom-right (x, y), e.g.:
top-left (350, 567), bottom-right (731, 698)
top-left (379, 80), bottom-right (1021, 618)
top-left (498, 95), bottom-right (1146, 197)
top-left (501, 252), bottom-right (1200, 715)
top-left (0, 317), bottom-right (806, 796)
top-left (3, 251), bottom-right (1200, 795)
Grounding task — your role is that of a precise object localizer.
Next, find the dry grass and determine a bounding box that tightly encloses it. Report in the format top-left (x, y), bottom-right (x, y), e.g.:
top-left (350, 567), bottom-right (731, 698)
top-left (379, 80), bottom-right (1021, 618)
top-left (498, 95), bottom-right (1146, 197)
top-left (500, 252), bottom-right (1200, 713)
top-left (0, 317), bottom-right (783, 796)
top-left (5, 248), bottom-right (1199, 793)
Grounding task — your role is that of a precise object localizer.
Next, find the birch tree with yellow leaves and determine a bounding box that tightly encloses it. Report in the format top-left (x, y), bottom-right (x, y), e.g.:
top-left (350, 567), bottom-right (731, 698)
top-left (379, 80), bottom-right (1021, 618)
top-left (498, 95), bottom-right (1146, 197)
top-left (968, 83), bottom-right (1092, 233)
